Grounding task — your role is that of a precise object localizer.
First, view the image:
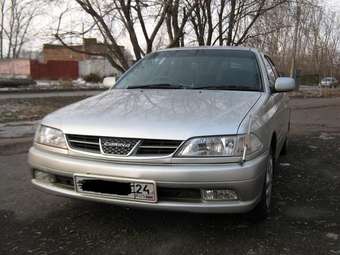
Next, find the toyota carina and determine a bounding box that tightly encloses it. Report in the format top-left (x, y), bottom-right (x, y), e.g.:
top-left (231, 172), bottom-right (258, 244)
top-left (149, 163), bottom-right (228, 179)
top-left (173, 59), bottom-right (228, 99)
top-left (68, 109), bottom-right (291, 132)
top-left (28, 47), bottom-right (296, 220)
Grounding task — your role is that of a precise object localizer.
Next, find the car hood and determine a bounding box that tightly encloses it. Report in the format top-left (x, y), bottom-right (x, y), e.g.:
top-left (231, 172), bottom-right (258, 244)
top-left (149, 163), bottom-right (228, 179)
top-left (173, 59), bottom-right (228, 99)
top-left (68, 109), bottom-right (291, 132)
top-left (43, 89), bottom-right (262, 140)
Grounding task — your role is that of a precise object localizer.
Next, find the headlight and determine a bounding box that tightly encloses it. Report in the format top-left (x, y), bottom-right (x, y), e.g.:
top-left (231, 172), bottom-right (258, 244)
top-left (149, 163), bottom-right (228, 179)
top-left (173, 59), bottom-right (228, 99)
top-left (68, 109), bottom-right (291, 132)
top-left (176, 134), bottom-right (262, 157)
top-left (34, 125), bottom-right (67, 149)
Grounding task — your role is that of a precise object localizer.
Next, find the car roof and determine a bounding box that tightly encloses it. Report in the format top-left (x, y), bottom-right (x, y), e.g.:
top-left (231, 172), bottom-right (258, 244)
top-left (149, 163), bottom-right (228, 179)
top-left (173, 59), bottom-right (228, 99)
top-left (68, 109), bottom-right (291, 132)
top-left (156, 46), bottom-right (260, 54)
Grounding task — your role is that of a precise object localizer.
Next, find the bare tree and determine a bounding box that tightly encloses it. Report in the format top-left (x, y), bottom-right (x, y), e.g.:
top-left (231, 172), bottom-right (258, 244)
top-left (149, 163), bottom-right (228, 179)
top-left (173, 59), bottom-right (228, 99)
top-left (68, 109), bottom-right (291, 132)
top-left (51, 0), bottom-right (340, 78)
top-left (166, 0), bottom-right (197, 47)
top-left (188, 0), bottom-right (288, 47)
top-left (0, 0), bottom-right (43, 59)
top-left (247, 0), bottom-right (340, 81)
top-left (54, 0), bottom-right (197, 72)
top-left (0, 0), bottom-right (6, 58)
top-left (226, 0), bottom-right (235, 46)
top-left (55, 1), bottom-right (130, 73)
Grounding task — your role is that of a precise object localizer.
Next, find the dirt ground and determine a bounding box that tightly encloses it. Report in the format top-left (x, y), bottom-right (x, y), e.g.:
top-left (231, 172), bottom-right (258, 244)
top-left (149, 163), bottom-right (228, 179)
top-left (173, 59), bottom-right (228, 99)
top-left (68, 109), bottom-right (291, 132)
top-left (290, 86), bottom-right (340, 98)
top-left (0, 96), bottom-right (87, 123)
top-left (0, 96), bottom-right (340, 254)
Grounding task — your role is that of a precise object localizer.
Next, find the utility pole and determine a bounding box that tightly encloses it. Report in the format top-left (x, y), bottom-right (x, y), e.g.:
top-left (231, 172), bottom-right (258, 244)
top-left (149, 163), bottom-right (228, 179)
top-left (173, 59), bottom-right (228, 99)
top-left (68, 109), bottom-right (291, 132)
top-left (290, 4), bottom-right (301, 78)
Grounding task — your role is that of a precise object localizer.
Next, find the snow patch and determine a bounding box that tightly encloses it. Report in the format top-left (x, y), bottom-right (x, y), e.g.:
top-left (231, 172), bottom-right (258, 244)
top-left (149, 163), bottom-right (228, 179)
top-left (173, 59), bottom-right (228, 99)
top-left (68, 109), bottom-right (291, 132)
top-left (319, 133), bottom-right (335, 140)
top-left (326, 233), bottom-right (339, 241)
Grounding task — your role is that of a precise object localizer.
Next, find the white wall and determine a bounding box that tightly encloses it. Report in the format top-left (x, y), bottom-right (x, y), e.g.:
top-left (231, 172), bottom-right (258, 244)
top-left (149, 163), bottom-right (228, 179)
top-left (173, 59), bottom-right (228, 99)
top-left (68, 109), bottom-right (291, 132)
top-left (0, 59), bottom-right (31, 78)
top-left (79, 58), bottom-right (120, 78)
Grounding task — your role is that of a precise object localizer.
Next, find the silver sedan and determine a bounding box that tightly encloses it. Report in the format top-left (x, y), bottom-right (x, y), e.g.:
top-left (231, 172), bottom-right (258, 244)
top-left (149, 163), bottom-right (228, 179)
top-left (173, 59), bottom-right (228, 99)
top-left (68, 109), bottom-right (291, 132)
top-left (28, 47), bottom-right (295, 220)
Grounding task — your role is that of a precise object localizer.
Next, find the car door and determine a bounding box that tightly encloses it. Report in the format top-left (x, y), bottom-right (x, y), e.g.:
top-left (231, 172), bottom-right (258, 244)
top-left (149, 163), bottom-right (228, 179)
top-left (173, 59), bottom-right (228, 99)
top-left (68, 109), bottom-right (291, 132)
top-left (263, 55), bottom-right (290, 156)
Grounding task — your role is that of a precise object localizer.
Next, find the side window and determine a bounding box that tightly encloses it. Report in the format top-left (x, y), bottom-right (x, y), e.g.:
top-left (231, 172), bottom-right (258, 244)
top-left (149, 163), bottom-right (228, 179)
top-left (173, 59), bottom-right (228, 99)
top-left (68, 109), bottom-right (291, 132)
top-left (264, 57), bottom-right (276, 87)
top-left (266, 56), bottom-right (279, 78)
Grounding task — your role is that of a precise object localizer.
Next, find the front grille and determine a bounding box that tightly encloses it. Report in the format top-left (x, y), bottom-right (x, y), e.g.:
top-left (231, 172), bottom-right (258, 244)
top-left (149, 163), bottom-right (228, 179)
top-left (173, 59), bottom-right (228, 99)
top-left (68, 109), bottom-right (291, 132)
top-left (67, 134), bottom-right (100, 153)
top-left (101, 137), bottom-right (139, 155)
top-left (136, 139), bottom-right (181, 155)
top-left (66, 135), bottom-right (100, 152)
top-left (66, 134), bottom-right (182, 157)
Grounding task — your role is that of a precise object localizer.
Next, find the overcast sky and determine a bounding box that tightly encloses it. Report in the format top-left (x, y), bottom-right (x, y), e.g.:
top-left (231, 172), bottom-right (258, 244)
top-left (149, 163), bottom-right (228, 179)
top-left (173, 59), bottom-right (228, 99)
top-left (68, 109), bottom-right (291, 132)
top-left (24, 0), bottom-right (340, 53)
top-left (326, 0), bottom-right (340, 9)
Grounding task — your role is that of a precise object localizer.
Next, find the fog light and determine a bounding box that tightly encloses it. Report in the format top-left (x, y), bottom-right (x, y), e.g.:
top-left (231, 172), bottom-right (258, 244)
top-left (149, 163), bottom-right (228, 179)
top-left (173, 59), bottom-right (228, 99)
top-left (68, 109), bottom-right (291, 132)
top-left (34, 170), bottom-right (56, 183)
top-left (201, 189), bottom-right (238, 201)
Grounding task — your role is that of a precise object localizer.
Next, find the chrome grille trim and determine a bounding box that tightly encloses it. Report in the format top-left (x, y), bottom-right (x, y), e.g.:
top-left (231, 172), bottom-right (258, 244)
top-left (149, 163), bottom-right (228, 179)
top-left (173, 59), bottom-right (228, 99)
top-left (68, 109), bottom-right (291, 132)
top-left (68, 139), bottom-right (99, 146)
top-left (138, 145), bottom-right (178, 149)
top-left (65, 134), bottom-right (182, 157)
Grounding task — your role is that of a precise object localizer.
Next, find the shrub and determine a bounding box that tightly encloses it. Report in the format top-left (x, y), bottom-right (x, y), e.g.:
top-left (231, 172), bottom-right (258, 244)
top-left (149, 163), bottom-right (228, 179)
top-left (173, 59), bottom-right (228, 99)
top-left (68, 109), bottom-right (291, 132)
top-left (83, 73), bottom-right (102, 83)
top-left (0, 78), bottom-right (36, 88)
top-left (59, 79), bottom-right (73, 88)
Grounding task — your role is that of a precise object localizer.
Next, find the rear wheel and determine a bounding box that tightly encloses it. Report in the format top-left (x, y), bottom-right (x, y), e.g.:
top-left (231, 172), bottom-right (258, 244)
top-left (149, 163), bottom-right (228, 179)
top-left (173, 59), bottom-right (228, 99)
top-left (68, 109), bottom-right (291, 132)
top-left (248, 149), bottom-right (274, 221)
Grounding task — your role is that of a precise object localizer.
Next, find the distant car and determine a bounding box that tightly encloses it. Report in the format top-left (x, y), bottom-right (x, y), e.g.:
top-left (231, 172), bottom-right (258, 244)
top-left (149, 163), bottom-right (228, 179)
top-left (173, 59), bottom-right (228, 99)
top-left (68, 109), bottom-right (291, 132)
top-left (319, 77), bottom-right (338, 88)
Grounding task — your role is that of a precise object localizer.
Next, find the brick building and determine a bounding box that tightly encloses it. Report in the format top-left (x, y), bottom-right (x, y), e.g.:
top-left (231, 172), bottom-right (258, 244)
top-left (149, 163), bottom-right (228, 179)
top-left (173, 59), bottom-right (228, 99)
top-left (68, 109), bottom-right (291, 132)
top-left (0, 38), bottom-right (124, 81)
top-left (0, 59), bottom-right (78, 80)
top-left (42, 38), bottom-right (113, 62)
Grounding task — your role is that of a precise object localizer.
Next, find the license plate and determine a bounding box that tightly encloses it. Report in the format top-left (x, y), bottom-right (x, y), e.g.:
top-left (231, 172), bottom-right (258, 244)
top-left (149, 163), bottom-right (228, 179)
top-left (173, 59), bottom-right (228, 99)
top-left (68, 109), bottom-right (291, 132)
top-left (74, 174), bottom-right (157, 203)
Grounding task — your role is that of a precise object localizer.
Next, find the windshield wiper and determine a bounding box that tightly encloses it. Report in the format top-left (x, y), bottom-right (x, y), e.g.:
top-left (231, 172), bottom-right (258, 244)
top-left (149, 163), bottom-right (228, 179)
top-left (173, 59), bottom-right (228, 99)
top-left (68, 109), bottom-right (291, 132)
top-left (192, 85), bottom-right (259, 91)
top-left (126, 83), bottom-right (187, 89)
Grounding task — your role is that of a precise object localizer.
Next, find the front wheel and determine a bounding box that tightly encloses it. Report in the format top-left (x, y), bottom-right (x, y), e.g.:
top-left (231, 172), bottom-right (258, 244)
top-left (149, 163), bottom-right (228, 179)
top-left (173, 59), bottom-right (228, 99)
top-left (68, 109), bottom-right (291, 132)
top-left (280, 137), bottom-right (288, 155)
top-left (248, 149), bottom-right (274, 221)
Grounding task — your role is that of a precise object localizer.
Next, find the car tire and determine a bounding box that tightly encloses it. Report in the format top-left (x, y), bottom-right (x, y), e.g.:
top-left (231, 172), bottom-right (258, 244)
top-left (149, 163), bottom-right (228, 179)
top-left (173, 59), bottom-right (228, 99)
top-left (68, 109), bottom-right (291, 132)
top-left (248, 149), bottom-right (274, 222)
top-left (280, 137), bottom-right (288, 155)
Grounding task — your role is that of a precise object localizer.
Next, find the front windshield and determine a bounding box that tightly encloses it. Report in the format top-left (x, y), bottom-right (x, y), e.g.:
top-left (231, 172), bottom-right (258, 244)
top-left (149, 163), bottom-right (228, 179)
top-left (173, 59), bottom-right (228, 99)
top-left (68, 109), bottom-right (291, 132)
top-left (115, 49), bottom-right (262, 91)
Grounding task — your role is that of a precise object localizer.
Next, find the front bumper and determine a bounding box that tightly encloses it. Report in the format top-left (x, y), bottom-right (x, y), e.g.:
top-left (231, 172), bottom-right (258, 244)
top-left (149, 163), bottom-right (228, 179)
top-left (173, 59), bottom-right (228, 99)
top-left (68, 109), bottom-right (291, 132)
top-left (28, 146), bottom-right (268, 213)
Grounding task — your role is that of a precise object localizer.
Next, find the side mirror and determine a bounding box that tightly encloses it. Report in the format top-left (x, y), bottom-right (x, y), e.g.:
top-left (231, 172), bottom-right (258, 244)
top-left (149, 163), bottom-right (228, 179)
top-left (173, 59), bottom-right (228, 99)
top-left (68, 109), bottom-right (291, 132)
top-left (274, 77), bottom-right (296, 92)
top-left (102, 76), bottom-right (116, 89)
